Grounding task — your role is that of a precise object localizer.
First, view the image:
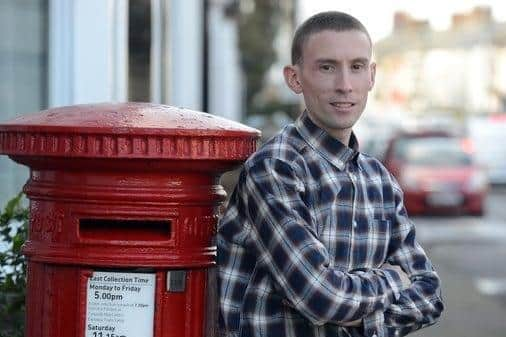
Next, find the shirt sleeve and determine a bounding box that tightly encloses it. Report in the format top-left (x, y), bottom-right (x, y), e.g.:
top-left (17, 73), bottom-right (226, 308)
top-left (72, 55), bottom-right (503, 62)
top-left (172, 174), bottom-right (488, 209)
top-left (240, 158), bottom-right (406, 326)
top-left (382, 175), bottom-right (444, 333)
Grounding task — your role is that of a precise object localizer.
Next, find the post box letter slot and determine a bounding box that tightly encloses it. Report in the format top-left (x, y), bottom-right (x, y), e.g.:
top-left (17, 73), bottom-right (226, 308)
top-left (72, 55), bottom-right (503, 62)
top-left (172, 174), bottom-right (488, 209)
top-left (79, 219), bottom-right (171, 241)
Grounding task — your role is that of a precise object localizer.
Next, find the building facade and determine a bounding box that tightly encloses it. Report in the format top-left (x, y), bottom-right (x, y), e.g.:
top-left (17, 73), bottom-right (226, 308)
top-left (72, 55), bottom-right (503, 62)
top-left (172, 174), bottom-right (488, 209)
top-left (374, 6), bottom-right (506, 118)
top-left (0, 0), bottom-right (243, 207)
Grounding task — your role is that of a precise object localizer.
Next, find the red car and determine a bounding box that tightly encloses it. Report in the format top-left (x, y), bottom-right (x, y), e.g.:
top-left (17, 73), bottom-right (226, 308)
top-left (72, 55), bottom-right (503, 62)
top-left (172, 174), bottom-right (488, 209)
top-left (383, 132), bottom-right (488, 216)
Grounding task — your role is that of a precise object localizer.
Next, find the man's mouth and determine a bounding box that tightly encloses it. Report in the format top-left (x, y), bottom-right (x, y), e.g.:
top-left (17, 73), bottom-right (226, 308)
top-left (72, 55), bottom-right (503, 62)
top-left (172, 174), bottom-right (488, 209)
top-left (330, 102), bottom-right (354, 108)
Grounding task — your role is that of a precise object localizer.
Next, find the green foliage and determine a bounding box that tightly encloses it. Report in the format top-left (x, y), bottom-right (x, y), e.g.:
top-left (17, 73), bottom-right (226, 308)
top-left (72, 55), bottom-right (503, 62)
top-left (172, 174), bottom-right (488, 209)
top-left (0, 193), bottom-right (28, 337)
top-left (238, 0), bottom-right (281, 115)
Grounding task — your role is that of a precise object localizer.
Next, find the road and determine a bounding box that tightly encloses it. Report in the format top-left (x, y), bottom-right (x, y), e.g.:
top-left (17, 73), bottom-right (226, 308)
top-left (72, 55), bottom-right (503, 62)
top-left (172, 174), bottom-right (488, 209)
top-left (413, 186), bottom-right (506, 337)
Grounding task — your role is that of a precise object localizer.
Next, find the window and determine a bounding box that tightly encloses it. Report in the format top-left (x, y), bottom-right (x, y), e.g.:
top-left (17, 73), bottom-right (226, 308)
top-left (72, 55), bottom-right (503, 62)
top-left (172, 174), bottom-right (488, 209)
top-left (0, 0), bottom-right (48, 207)
top-left (128, 0), bottom-right (151, 102)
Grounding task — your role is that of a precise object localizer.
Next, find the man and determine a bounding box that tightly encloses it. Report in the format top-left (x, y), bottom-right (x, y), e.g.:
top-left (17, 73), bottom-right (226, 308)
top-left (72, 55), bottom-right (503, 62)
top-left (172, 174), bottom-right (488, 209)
top-left (217, 11), bottom-right (443, 337)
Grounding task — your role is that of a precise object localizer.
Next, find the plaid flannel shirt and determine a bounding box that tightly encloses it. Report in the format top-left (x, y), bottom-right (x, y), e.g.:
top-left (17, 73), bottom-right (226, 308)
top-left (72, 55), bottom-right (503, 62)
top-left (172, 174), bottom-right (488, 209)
top-left (217, 111), bottom-right (444, 337)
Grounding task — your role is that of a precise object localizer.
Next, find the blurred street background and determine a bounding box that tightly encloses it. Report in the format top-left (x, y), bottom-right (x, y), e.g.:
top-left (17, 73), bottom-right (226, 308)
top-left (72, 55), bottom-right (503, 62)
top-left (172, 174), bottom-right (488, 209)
top-left (411, 186), bottom-right (506, 337)
top-left (1, 1), bottom-right (506, 336)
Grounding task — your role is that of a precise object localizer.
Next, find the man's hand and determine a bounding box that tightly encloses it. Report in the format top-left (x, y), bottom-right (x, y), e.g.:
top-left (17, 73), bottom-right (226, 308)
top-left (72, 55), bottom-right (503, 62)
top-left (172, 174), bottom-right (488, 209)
top-left (382, 263), bottom-right (411, 290)
top-left (337, 264), bottom-right (410, 329)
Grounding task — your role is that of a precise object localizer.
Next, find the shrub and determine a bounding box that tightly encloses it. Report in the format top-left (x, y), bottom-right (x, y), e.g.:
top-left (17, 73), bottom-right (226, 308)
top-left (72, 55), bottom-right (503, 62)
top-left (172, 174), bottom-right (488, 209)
top-left (0, 193), bottom-right (28, 337)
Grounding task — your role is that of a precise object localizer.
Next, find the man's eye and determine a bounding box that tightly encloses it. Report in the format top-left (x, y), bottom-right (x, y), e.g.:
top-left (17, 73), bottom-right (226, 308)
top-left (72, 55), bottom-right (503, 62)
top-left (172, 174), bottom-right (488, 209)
top-left (320, 64), bottom-right (334, 72)
top-left (352, 63), bottom-right (365, 71)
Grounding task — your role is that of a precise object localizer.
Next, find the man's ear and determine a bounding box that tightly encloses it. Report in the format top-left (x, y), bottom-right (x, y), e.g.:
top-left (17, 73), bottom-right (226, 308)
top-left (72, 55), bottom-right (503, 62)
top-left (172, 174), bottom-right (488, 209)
top-left (369, 62), bottom-right (376, 91)
top-left (283, 65), bottom-right (303, 94)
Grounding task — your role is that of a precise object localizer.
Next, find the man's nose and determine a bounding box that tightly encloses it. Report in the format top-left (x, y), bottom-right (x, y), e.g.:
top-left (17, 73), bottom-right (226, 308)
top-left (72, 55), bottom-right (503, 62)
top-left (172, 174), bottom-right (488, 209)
top-left (334, 70), bottom-right (353, 93)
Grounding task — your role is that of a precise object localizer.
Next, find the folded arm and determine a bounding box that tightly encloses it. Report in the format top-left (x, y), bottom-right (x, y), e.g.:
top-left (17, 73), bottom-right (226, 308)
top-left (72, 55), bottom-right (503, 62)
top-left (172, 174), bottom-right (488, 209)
top-left (382, 175), bottom-right (444, 333)
top-left (241, 158), bottom-right (406, 326)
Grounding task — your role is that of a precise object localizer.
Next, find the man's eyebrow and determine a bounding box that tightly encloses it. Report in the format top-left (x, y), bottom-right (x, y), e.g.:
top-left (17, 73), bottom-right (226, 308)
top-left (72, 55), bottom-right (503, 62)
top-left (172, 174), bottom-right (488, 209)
top-left (315, 57), bottom-right (370, 64)
top-left (352, 57), bottom-right (370, 64)
top-left (315, 59), bottom-right (337, 65)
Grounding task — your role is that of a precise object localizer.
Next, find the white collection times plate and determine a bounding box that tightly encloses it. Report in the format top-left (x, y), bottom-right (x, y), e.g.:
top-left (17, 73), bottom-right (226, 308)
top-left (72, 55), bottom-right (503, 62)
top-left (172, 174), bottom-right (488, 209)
top-left (85, 271), bottom-right (156, 337)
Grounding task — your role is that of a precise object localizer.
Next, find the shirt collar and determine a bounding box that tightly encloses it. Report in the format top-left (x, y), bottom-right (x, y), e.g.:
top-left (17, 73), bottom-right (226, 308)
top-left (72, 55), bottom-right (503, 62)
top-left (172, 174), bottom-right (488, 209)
top-left (295, 110), bottom-right (360, 170)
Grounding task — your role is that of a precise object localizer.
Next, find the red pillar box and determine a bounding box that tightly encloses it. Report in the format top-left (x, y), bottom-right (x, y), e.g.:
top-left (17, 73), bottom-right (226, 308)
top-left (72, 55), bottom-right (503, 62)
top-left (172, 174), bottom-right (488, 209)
top-left (0, 103), bottom-right (260, 337)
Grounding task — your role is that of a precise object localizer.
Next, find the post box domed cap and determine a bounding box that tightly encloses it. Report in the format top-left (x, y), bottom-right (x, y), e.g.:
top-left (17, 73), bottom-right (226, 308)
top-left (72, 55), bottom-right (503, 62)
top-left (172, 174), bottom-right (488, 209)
top-left (0, 102), bottom-right (261, 160)
top-left (0, 102), bottom-right (260, 136)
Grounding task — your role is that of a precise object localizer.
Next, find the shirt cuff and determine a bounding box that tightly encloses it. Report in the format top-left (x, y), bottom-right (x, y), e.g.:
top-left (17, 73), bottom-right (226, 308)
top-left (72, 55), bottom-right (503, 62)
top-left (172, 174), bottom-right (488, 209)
top-left (363, 310), bottom-right (385, 337)
top-left (382, 268), bottom-right (403, 302)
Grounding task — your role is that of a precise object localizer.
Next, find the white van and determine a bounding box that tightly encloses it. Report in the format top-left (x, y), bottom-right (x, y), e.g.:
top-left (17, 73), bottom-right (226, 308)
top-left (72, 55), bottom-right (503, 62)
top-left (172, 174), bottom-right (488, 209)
top-left (466, 115), bottom-right (506, 185)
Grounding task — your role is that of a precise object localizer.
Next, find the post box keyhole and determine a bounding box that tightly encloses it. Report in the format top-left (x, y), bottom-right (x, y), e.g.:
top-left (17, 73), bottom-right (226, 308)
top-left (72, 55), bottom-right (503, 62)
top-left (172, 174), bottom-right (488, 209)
top-left (167, 270), bottom-right (186, 292)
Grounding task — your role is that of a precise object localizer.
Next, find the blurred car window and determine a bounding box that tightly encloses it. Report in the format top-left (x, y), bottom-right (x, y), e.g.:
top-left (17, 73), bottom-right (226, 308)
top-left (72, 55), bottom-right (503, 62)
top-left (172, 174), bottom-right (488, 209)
top-left (402, 138), bottom-right (472, 166)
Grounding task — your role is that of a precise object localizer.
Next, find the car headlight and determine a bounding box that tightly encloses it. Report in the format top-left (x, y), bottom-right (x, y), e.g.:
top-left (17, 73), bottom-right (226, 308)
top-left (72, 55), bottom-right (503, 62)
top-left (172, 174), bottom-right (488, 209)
top-left (400, 171), bottom-right (420, 191)
top-left (467, 171), bottom-right (488, 191)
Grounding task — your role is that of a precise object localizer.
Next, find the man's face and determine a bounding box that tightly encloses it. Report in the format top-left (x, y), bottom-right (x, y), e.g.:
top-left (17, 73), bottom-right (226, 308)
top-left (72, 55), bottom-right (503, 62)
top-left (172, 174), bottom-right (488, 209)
top-left (285, 29), bottom-right (376, 142)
